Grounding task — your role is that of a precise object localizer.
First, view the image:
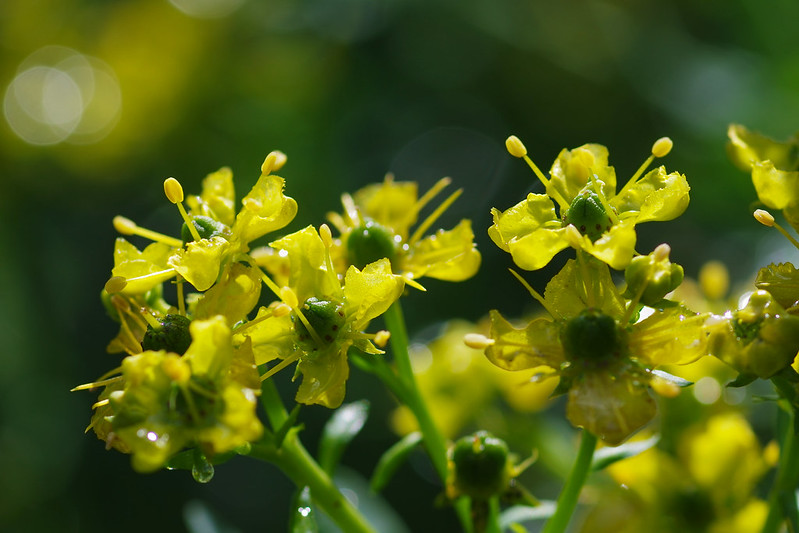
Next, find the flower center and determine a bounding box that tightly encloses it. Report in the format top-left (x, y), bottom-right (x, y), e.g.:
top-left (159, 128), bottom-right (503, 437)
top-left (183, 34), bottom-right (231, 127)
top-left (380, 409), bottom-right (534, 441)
top-left (142, 314), bottom-right (193, 355)
top-left (563, 190), bottom-right (613, 242)
top-left (181, 215), bottom-right (229, 244)
top-left (561, 309), bottom-right (624, 364)
top-left (294, 297), bottom-right (346, 352)
top-left (346, 220), bottom-right (397, 269)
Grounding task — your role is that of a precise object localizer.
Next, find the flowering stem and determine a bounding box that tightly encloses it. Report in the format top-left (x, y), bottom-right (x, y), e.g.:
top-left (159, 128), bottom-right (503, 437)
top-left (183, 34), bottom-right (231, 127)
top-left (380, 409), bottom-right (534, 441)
top-left (255, 379), bottom-right (376, 533)
top-left (383, 301), bottom-right (474, 532)
top-left (541, 430), bottom-right (597, 533)
top-left (762, 379), bottom-right (799, 533)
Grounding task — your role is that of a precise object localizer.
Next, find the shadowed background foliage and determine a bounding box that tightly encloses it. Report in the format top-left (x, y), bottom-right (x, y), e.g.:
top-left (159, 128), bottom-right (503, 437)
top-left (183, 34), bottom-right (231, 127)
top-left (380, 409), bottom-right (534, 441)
top-left (2, 0), bottom-right (799, 531)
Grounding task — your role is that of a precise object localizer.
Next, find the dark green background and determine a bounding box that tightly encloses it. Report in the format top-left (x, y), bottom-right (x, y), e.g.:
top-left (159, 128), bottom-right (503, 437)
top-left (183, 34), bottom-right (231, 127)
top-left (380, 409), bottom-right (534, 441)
top-left (2, 0), bottom-right (798, 531)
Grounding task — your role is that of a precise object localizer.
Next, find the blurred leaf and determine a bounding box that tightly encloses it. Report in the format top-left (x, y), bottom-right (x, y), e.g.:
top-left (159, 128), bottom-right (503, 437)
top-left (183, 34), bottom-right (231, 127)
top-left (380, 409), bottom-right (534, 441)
top-left (499, 502), bottom-right (556, 531)
top-left (318, 400), bottom-right (369, 474)
top-left (591, 434), bottom-right (659, 471)
top-left (183, 499), bottom-right (241, 533)
top-left (275, 404), bottom-right (303, 448)
top-left (727, 373), bottom-right (758, 388)
top-left (289, 486), bottom-right (319, 533)
top-left (756, 263), bottom-right (799, 309)
top-left (370, 432), bottom-right (423, 493)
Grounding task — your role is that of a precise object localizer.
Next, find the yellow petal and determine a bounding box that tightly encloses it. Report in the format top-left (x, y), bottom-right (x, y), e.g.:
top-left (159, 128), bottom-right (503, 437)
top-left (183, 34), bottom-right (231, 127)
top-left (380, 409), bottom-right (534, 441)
top-left (168, 236), bottom-right (230, 291)
top-left (404, 219), bottom-right (481, 281)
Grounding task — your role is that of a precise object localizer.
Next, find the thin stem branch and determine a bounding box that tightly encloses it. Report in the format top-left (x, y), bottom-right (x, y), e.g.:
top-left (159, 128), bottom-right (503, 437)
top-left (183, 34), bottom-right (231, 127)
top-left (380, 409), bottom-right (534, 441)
top-left (541, 430), bottom-right (597, 533)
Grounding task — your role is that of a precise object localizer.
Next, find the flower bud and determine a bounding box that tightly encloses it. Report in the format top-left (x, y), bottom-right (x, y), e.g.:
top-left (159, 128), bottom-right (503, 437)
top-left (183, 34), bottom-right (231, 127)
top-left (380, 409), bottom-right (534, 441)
top-left (623, 245), bottom-right (684, 306)
top-left (346, 220), bottom-right (397, 269)
top-left (447, 431), bottom-right (510, 500)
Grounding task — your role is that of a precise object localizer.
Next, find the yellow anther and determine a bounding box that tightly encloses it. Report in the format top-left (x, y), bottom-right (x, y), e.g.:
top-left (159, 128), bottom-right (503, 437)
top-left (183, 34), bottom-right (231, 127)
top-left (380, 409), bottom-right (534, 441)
top-left (260, 152), bottom-right (277, 175)
top-left (270, 150), bottom-right (287, 171)
top-left (653, 243), bottom-right (671, 262)
top-left (105, 276), bottom-right (128, 294)
top-left (374, 330), bottom-right (391, 348)
top-left (271, 302), bottom-right (292, 318)
top-left (506, 135), bottom-right (528, 158)
top-left (164, 177), bottom-right (185, 204)
top-left (699, 260), bottom-right (730, 301)
top-left (113, 216), bottom-right (137, 235)
top-left (162, 355), bottom-right (191, 384)
top-left (280, 286), bottom-right (299, 309)
top-left (319, 223), bottom-right (334, 248)
top-left (463, 333), bottom-right (495, 350)
top-left (754, 209), bottom-right (775, 227)
top-left (651, 137), bottom-right (673, 158)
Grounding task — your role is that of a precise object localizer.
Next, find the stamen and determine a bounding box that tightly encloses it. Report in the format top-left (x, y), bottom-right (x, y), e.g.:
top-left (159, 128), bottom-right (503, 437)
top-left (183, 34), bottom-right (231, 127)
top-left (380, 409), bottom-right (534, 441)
top-left (113, 216), bottom-right (183, 247)
top-left (408, 188), bottom-right (462, 246)
top-left (164, 177), bottom-right (202, 242)
top-left (651, 137), bottom-right (673, 158)
top-left (71, 375), bottom-right (124, 391)
top-left (617, 137), bottom-right (672, 200)
top-left (280, 286), bottom-right (299, 309)
top-left (340, 193), bottom-right (362, 227)
top-left (139, 308), bottom-right (162, 329)
top-left (91, 398), bottom-right (110, 410)
top-left (653, 243), bottom-right (671, 262)
top-left (373, 330), bottom-right (391, 348)
top-left (175, 278), bottom-right (186, 316)
top-left (319, 224), bottom-right (337, 281)
top-left (260, 152), bottom-right (277, 175)
top-left (588, 174), bottom-right (620, 225)
top-left (755, 209), bottom-right (799, 250)
top-left (117, 268), bottom-right (177, 293)
top-left (416, 177), bottom-right (452, 213)
top-left (463, 333), bottom-right (495, 350)
top-left (509, 269), bottom-right (559, 319)
top-left (506, 135), bottom-right (569, 210)
top-left (402, 273), bottom-right (427, 292)
top-left (260, 351), bottom-right (302, 382)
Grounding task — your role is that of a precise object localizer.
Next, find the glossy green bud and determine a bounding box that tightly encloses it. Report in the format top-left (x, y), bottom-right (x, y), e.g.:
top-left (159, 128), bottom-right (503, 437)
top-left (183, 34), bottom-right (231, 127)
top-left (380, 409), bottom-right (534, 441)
top-left (563, 190), bottom-right (613, 242)
top-left (623, 245), bottom-right (684, 306)
top-left (562, 309), bottom-right (625, 366)
top-left (141, 314), bottom-right (193, 355)
top-left (294, 297), bottom-right (346, 352)
top-left (181, 215), bottom-right (229, 244)
top-left (709, 290), bottom-right (799, 378)
top-left (346, 220), bottom-right (397, 269)
top-left (448, 430), bottom-right (510, 500)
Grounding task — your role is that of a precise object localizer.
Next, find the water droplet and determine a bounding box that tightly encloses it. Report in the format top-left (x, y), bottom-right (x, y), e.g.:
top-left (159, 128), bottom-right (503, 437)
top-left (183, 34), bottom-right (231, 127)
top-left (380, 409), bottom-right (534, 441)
top-left (191, 451), bottom-right (215, 483)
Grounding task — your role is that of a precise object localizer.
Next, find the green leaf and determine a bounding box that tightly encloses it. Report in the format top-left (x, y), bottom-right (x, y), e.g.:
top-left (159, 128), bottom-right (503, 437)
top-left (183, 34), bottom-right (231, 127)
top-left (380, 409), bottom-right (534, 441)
top-left (370, 432), bottom-right (423, 493)
top-left (498, 502), bottom-right (557, 531)
top-left (274, 404), bottom-right (303, 448)
top-left (727, 373), bottom-right (758, 388)
top-left (289, 486), bottom-right (319, 533)
top-left (755, 263), bottom-right (799, 310)
top-left (591, 434), bottom-right (659, 471)
top-left (318, 400), bottom-right (369, 475)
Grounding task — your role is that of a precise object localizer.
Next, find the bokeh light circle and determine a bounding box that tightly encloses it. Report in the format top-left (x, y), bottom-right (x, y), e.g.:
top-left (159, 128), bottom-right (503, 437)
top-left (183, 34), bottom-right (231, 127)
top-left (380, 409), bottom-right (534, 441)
top-left (3, 46), bottom-right (121, 146)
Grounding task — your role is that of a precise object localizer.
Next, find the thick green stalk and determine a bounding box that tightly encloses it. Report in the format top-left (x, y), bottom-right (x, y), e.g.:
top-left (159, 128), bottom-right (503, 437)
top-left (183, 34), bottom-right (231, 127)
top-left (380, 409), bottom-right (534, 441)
top-left (762, 397), bottom-right (799, 533)
top-left (541, 430), bottom-right (597, 533)
top-left (383, 300), bottom-right (473, 532)
top-left (256, 379), bottom-right (376, 533)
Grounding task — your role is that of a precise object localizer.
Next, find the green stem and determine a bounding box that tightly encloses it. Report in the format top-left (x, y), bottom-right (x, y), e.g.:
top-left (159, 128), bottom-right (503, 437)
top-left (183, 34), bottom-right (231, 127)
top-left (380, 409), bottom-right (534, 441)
top-left (383, 300), bottom-right (473, 532)
top-left (250, 435), bottom-right (376, 533)
top-left (762, 389), bottom-right (799, 533)
top-left (257, 379), bottom-right (376, 533)
top-left (541, 430), bottom-right (597, 533)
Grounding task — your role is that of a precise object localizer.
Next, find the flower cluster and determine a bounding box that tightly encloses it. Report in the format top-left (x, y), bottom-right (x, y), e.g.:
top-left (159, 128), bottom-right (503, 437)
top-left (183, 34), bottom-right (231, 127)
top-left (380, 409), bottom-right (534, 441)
top-left (76, 153), bottom-right (481, 473)
top-left (468, 136), bottom-right (706, 445)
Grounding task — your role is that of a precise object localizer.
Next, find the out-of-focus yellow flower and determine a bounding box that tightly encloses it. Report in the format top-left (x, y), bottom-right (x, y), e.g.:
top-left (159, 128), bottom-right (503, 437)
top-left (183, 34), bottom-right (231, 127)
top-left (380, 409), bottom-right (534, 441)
top-left (325, 174), bottom-right (481, 286)
top-left (240, 225), bottom-right (405, 408)
top-left (581, 412), bottom-right (772, 533)
top-left (490, 136), bottom-right (689, 271)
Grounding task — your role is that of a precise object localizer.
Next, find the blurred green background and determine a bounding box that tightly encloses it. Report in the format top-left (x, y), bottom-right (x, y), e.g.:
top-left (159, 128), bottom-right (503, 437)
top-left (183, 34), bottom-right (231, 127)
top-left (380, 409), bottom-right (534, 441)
top-left (2, 0), bottom-right (799, 531)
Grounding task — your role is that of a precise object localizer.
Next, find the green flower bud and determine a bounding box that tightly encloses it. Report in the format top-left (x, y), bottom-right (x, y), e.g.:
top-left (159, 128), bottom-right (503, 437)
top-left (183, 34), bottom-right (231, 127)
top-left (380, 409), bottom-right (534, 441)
top-left (561, 309), bottom-right (625, 366)
top-left (623, 244), bottom-right (684, 306)
top-left (142, 314), bottom-right (193, 355)
top-left (448, 431), bottom-right (510, 500)
top-left (294, 297), bottom-right (346, 352)
top-left (563, 190), bottom-right (613, 242)
top-left (346, 220), bottom-right (397, 269)
top-left (181, 215), bottom-right (230, 244)
top-left (709, 290), bottom-right (799, 378)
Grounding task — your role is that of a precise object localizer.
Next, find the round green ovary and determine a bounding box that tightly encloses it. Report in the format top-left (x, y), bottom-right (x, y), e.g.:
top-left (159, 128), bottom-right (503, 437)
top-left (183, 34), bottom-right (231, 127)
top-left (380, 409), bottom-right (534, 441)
top-left (346, 221), bottom-right (396, 269)
top-left (562, 309), bottom-right (623, 363)
top-left (294, 297), bottom-right (346, 351)
top-left (450, 431), bottom-right (509, 500)
top-left (182, 215), bottom-right (229, 244)
top-left (142, 314), bottom-right (192, 355)
top-left (563, 190), bottom-right (613, 241)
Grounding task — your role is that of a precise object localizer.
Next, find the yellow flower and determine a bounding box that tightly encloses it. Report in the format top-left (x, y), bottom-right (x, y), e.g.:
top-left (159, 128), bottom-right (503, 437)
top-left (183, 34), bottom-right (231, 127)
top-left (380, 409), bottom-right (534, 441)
top-left (470, 256), bottom-right (707, 445)
top-left (489, 136), bottom-right (689, 271)
top-left (581, 413), bottom-right (772, 533)
top-left (326, 174), bottom-right (481, 285)
top-left (238, 225), bottom-right (405, 408)
top-left (109, 152), bottom-right (296, 293)
top-left (78, 316), bottom-right (263, 473)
